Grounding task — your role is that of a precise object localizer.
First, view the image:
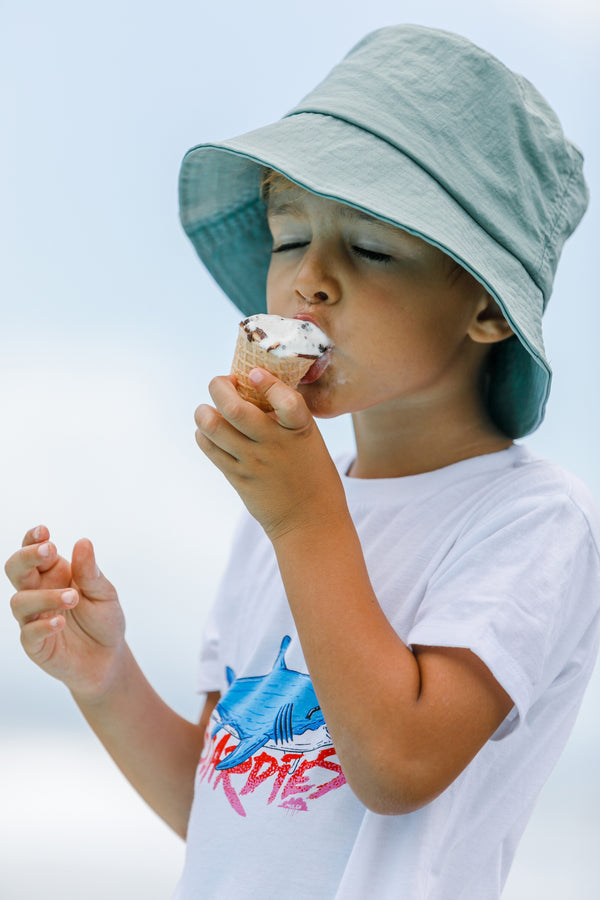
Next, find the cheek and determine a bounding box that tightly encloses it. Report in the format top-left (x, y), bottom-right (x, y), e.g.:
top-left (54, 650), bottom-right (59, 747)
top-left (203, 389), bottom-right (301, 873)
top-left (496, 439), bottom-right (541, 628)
top-left (265, 267), bottom-right (286, 315)
top-left (265, 268), bottom-right (275, 309)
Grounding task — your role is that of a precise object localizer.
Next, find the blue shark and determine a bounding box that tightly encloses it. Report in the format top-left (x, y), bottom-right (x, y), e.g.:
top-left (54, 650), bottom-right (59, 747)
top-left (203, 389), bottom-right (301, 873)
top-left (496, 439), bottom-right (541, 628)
top-left (212, 636), bottom-right (326, 770)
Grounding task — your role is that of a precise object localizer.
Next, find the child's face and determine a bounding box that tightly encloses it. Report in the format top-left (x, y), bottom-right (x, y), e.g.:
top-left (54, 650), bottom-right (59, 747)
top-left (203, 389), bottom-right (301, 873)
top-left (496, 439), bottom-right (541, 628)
top-left (265, 185), bottom-right (491, 421)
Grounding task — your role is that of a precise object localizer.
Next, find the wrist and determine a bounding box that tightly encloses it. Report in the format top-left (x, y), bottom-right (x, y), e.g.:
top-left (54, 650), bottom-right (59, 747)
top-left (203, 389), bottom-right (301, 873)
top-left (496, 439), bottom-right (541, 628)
top-left (69, 641), bottom-right (134, 709)
top-left (269, 503), bottom-right (354, 560)
top-left (266, 489), bottom-right (350, 544)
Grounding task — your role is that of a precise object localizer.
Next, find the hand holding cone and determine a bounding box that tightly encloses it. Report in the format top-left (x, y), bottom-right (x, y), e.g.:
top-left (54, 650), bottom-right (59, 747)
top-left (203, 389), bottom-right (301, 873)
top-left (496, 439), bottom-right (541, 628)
top-left (231, 315), bottom-right (333, 411)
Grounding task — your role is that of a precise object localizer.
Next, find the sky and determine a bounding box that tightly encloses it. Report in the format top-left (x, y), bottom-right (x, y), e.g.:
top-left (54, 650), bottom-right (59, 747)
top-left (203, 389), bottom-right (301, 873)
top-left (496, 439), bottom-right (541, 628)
top-left (1, 0), bottom-right (599, 897)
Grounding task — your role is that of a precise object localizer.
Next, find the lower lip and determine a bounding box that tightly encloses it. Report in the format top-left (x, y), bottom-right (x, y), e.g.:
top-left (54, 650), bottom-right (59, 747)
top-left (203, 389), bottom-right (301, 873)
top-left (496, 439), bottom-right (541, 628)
top-left (300, 350), bottom-right (332, 384)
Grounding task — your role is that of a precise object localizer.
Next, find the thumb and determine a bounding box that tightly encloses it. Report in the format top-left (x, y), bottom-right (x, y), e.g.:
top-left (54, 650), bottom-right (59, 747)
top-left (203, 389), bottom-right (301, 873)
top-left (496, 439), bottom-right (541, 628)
top-left (71, 538), bottom-right (116, 601)
top-left (248, 368), bottom-right (311, 430)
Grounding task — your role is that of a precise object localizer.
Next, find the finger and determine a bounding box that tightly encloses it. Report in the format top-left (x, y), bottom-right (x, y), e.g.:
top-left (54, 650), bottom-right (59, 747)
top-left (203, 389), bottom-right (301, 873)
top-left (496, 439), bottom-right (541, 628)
top-left (70, 539), bottom-right (116, 602)
top-left (194, 400), bottom-right (253, 477)
top-left (207, 375), bottom-right (268, 438)
top-left (4, 539), bottom-right (59, 589)
top-left (194, 401), bottom-right (254, 464)
top-left (22, 525), bottom-right (50, 547)
top-left (10, 587), bottom-right (78, 626)
top-left (20, 614), bottom-right (66, 658)
top-left (247, 368), bottom-right (311, 430)
top-left (194, 405), bottom-right (239, 462)
top-left (194, 425), bottom-right (242, 477)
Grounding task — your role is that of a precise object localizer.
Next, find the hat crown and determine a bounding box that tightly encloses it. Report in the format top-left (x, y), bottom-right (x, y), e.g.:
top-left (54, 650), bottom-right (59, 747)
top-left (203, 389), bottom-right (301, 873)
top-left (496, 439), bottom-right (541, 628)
top-left (287, 25), bottom-right (588, 304)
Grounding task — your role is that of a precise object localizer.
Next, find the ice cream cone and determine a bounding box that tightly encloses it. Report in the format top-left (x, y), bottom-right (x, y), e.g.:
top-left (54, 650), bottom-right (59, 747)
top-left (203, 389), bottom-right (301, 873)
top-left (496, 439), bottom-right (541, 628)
top-left (231, 325), bottom-right (315, 411)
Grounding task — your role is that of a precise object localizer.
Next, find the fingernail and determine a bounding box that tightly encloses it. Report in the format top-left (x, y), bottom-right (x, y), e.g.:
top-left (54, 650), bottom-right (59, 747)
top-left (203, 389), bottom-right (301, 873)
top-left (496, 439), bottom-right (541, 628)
top-left (33, 526), bottom-right (43, 541)
top-left (61, 590), bottom-right (77, 606)
top-left (49, 616), bottom-right (61, 629)
top-left (248, 368), bottom-right (263, 385)
top-left (38, 543), bottom-right (51, 558)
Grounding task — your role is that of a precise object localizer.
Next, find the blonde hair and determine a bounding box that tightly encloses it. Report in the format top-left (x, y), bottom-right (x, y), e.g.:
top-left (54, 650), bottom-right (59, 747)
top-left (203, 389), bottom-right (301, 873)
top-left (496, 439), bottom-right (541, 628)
top-left (260, 168), bottom-right (297, 202)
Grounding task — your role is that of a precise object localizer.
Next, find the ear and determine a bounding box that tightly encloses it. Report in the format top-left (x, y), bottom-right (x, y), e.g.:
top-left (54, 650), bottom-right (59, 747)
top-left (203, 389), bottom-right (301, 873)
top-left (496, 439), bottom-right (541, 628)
top-left (468, 295), bottom-right (514, 345)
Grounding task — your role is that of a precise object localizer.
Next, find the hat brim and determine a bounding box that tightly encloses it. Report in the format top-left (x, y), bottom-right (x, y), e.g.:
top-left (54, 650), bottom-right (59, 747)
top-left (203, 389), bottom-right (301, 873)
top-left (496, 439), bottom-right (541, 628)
top-left (179, 113), bottom-right (551, 438)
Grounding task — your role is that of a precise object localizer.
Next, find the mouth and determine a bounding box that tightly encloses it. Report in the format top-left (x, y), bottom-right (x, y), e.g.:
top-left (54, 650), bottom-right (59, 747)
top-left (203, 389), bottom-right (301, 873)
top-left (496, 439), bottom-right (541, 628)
top-left (300, 349), bottom-right (333, 384)
top-left (294, 313), bottom-right (319, 326)
top-left (293, 314), bottom-right (334, 384)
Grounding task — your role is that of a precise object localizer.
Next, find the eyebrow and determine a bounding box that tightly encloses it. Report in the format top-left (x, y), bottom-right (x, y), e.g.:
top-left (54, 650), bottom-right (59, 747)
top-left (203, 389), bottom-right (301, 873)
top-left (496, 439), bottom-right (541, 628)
top-left (267, 195), bottom-right (385, 228)
top-left (339, 205), bottom-right (383, 225)
top-left (265, 198), bottom-right (300, 218)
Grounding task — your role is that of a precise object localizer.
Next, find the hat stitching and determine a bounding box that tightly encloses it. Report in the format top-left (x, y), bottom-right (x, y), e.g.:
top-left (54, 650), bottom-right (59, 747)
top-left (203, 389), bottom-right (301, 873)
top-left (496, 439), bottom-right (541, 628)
top-left (535, 161), bottom-right (583, 306)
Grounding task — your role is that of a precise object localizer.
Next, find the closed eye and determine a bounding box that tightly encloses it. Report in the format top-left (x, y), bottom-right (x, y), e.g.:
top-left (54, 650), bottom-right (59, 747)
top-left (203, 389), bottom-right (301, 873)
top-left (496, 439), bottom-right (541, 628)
top-left (352, 246), bottom-right (392, 263)
top-left (271, 242), bottom-right (392, 263)
top-left (271, 241), bottom-right (309, 254)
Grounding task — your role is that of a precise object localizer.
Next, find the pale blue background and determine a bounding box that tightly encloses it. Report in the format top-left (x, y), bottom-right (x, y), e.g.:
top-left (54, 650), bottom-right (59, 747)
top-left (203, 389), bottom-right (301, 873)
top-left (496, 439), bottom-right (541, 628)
top-left (1, 0), bottom-right (598, 897)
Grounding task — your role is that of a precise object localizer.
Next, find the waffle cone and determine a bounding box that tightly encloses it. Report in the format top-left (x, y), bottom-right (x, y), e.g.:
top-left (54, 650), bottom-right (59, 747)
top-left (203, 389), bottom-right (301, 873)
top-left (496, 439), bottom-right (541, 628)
top-left (231, 327), bottom-right (315, 411)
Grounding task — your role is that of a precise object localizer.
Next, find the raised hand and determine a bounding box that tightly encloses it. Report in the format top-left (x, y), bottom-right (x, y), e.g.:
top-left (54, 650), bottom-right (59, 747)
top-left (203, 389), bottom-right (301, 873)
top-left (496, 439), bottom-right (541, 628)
top-left (6, 526), bottom-right (126, 701)
top-left (194, 369), bottom-right (348, 541)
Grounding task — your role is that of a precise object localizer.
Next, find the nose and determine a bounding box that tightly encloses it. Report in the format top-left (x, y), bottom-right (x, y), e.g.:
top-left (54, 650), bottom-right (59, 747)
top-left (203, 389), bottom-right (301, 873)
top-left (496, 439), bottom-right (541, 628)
top-left (294, 245), bottom-right (341, 306)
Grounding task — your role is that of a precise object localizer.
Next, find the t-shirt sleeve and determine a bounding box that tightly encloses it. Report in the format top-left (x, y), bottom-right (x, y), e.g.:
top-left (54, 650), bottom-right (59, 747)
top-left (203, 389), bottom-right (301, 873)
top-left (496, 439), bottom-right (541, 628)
top-left (407, 489), bottom-right (600, 727)
top-left (195, 511), bottom-right (255, 695)
top-left (196, 602), bottom-right (222, 695)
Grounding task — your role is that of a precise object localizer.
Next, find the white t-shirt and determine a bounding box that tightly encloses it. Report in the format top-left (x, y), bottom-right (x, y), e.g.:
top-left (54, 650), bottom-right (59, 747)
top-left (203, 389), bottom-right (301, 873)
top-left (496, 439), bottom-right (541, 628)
top-left (174, 445), bottom-right (600, 899)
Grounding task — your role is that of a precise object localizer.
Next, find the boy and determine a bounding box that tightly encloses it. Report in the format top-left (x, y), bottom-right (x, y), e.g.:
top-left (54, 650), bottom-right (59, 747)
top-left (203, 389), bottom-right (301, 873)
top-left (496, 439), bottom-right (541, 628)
top-left (7, 25), bottom-right (600, 899)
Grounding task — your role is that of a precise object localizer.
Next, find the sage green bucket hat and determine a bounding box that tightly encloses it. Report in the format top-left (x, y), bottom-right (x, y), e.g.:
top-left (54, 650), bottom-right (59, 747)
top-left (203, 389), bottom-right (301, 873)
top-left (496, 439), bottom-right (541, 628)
top-left (179, 25), bottom-right (588, 438)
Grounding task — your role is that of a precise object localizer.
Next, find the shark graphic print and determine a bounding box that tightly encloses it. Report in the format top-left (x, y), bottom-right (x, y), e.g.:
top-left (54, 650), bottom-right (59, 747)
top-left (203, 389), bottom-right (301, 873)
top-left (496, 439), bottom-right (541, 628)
top-left (196, 636), bottom-right (347, 816)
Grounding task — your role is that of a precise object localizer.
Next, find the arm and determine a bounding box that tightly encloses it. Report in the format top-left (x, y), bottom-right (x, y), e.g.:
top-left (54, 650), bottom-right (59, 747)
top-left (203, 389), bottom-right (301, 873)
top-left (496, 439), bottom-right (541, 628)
top-left (73, 652), bottom-right (218, 838)
top-left (194, 372), bottom-right (512, 814)
top-left (6, 527), bottom-right (215, 837)
top-left (272, 520), bottom-right (511, 813)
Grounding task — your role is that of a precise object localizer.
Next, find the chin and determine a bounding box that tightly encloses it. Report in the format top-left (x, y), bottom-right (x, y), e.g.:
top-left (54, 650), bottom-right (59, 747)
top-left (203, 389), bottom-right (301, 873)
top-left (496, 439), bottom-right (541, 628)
top-left (301, 381), bottom-right (362, 420)
top-left (299, 363), bottom-right (366, 418)
top-left (299, 383), bottom-right (339, 419)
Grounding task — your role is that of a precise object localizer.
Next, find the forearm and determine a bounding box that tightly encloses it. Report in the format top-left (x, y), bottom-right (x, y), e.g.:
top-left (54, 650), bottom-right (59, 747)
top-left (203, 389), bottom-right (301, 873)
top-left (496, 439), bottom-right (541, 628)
top-left (73, 644), bottom-right (205, 838)
top-left (272, 511), bottom-right (425, 812)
